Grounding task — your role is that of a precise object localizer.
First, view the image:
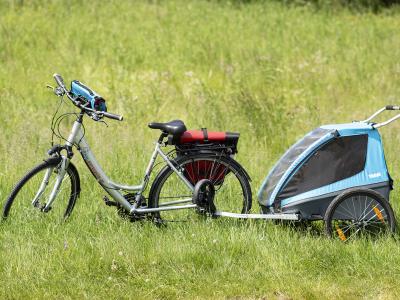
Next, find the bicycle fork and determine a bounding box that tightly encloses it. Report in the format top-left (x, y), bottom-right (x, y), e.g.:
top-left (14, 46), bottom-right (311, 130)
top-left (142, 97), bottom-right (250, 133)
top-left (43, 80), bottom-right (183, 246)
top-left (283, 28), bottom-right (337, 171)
top-left (31, 156), bottom-right (69, 211)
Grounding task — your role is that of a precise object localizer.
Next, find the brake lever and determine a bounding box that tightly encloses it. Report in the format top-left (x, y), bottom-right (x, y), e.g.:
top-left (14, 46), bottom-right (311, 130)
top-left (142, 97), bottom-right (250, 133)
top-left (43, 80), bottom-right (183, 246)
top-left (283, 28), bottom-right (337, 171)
top-left (91, 112), bottom-right (102, 121)
top-left (90, 112), bottom-right (107, 126)
top-left (46, 84), bottom-right (65, 97)
top-left (98, 119), bottom-right (108, 127)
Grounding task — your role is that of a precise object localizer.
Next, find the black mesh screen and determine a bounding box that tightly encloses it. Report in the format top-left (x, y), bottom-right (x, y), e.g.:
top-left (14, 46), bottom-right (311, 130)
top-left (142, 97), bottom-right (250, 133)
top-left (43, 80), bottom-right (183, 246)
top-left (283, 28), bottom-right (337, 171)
top-left (258, 128), bottom-right (333, 206)
top-left (276, 134), bottom-right (368, 205)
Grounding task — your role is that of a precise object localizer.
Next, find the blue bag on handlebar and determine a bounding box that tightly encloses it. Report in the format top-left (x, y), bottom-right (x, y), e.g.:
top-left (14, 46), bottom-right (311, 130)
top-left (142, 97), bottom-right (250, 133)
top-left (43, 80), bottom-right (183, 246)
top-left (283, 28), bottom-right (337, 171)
top-left (70, 80), bottom-right (107, 112)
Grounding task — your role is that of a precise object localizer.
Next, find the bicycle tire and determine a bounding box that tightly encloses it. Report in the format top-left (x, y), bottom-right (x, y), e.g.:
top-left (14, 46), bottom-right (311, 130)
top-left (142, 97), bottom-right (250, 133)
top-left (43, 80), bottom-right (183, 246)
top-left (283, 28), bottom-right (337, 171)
top-left (148, 153), bottom-right (252, 220)
top-left (2, 157), bottom-right (80, 221)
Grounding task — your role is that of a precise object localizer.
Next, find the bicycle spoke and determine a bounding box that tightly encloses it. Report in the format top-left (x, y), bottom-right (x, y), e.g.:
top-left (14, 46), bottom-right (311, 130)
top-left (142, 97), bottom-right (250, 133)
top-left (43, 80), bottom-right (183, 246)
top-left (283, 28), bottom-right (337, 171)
top-left (335, 206), bottom-right (355, 219)
top-left (4, 161), bottom-right (77, 222)
top-left (152, 156), bottom-right (250, 219)
top-left (345, 228), bottom-right (362, 241)
top-left (359, 198), bottom-right (374, 221)
top-left (327, 192), bottom-right (393, 241)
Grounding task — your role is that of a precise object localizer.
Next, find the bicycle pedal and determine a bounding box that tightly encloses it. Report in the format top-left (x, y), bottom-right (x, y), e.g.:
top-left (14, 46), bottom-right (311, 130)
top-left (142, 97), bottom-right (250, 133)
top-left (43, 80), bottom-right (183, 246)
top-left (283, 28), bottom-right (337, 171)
top-left (103, 196), bottom-right (118, 207)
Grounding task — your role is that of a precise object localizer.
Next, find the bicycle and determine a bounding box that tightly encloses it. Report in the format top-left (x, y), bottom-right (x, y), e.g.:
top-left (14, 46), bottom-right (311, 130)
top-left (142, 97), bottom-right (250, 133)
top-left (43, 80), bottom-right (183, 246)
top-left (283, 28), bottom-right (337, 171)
top-left (2, 74), bottom-right (252, 223)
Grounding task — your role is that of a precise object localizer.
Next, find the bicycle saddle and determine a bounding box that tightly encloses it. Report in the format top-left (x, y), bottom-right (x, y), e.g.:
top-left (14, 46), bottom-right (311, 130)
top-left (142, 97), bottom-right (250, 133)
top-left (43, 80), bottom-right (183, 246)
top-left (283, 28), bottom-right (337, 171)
top-left (148, 120), bottom-right (187, 136)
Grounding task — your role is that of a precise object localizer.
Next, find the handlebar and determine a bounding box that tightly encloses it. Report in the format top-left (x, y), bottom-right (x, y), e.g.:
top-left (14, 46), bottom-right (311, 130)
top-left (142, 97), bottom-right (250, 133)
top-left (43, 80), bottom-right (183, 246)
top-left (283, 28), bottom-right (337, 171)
top-left (361, 105), bottom-right (400, 129)
top-left (52, 73), bottom-right (123, 121)
top-left (102, 111), bottom-right (124, 121)
top-left (385, 105), bottom-right (400, 111)
top-left (54, 73), bottom-right (67, 91)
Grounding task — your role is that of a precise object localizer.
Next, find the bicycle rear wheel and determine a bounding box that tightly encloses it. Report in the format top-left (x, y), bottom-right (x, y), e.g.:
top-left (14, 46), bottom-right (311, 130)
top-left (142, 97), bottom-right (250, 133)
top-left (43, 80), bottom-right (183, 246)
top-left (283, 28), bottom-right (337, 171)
top-left (148, 153), bottom-right (252, 221)
top-left (2, 157), bottom-right (80, 222)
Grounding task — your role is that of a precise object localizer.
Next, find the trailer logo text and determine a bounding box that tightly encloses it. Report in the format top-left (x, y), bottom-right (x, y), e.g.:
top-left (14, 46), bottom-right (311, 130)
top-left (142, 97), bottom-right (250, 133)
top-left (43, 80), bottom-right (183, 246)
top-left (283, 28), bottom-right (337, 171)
top-left (368, 172), bottom-right (382, 179)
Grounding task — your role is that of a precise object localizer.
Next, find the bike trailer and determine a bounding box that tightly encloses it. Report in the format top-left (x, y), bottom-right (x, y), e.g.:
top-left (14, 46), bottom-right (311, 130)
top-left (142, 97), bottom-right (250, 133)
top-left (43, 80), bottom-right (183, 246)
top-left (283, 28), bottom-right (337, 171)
top-left (257, 122), bottom-right (392, 220)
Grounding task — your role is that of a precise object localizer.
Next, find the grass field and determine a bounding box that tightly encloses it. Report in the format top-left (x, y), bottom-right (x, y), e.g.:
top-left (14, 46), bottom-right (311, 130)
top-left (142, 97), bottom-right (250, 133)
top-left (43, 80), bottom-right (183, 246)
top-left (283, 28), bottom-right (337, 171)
top-left (1, 0), bottom-right (400, 299)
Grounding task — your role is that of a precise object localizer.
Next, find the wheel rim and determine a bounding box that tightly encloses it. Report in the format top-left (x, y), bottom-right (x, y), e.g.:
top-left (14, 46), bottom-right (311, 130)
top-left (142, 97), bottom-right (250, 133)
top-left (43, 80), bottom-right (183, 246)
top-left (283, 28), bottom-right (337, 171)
top-left (4, 165), bottom-right (76, 222)
top-left (153, 157), bottom-right (250, 220)
top-left (330, 194), bottom-right (392, 241)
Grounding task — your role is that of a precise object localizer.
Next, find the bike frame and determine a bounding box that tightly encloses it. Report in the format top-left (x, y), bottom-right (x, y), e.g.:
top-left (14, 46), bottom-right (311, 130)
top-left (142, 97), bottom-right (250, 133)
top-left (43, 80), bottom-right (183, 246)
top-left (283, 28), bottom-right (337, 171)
top-left (49, 113), bottom-right (197, 214)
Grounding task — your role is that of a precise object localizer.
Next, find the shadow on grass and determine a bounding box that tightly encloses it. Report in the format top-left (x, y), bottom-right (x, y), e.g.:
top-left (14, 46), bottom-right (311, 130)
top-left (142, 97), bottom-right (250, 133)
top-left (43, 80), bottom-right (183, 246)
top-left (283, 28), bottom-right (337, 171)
top-left (224, 0), bottom-right (400, 14)
top-left (145, 214), bottom-right (400, 243)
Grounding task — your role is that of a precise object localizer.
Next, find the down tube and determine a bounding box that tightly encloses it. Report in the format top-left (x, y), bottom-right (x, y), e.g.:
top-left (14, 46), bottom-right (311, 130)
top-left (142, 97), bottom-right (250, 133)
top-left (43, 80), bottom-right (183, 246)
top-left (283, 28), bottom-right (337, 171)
top-left (75, 134), bottom-right (132, 211)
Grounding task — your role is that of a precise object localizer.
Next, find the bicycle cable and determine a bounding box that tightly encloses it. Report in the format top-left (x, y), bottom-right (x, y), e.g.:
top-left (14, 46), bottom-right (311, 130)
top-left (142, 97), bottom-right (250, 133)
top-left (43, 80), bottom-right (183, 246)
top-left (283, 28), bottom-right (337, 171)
top-left (51, 105), bottom-right (87, 147)
top-left (53, 112), bottom-right (80, 143)
top-left (50, 95), bottom-right (65, 146)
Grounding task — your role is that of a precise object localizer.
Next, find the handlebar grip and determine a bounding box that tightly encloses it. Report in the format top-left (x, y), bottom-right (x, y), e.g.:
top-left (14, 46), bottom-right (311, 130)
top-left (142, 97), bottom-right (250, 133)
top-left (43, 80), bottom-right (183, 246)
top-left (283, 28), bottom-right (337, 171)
top-left (53, 73), bottom-right (66, 89)
top-left (102, 111), bottom-right (123, 121)
top-left (386, 105), bottom-right (400, 110)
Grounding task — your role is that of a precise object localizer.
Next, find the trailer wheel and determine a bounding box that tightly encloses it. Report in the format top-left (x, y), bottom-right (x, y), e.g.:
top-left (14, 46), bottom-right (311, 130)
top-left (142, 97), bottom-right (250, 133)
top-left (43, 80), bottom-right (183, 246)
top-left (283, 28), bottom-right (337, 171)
top-left (324, 188), bottom-right (396, 241)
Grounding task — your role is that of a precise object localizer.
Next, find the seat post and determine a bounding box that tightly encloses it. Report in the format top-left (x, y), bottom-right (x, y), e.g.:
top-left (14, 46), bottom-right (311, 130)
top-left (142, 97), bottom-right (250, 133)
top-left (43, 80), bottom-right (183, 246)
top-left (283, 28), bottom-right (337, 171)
top-left (158, 132), bottom-right (168, 143)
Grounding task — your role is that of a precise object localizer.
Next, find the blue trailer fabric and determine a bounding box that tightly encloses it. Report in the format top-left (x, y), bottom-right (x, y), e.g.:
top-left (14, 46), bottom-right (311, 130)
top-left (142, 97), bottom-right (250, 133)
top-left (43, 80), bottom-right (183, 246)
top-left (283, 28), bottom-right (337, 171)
top-left (257, 123), bottom-right (389, 209)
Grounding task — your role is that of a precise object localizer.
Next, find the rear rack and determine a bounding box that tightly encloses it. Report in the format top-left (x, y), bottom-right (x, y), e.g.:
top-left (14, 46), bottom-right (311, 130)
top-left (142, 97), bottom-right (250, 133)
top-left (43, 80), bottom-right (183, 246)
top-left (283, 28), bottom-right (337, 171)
top-left (175, 143), bottom-right (236, 155)
top-left (361, 105), bottom-right (400, 128)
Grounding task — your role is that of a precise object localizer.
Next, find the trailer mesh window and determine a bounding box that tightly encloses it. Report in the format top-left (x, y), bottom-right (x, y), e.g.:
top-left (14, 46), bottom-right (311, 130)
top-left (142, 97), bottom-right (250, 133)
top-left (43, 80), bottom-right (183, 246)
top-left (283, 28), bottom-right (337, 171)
top-left (258, 128), bottom-right (333, 206)
top-left (277, 134), bottom-right (368, 201)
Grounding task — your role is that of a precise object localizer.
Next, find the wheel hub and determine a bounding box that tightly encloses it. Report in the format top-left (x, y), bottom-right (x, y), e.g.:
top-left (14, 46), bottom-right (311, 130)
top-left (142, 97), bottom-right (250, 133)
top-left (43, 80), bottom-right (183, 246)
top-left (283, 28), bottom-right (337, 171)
top-left (192, 179), bottom-right (217, 215)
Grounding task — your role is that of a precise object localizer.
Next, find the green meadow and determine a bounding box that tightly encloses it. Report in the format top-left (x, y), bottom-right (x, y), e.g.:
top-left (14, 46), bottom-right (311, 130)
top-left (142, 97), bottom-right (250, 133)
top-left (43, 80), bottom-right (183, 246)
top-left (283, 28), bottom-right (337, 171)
top-left (1, 1), bottom-right (400, 298)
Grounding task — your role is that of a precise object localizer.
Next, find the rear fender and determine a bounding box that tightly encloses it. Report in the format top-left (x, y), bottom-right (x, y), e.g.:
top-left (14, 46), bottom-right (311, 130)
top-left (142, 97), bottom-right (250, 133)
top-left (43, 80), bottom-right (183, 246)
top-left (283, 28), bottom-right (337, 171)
top-left (225, 155), bottom-right (252, 182)
top-left (178, 150), bottom-right (252, 182)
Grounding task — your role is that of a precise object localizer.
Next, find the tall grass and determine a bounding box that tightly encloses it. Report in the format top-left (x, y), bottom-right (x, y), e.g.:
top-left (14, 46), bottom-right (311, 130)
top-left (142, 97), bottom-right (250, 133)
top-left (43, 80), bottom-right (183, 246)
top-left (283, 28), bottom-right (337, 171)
top-left (1, 1), bottom-right (400, 298)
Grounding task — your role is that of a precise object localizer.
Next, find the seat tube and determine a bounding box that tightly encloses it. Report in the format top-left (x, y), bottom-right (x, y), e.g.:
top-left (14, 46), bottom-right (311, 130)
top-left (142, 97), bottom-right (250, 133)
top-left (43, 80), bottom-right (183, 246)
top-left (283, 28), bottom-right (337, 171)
top-left (133, 142), bottom-right (160, 204)
top-left (146, 143), bottom-right (161, 176)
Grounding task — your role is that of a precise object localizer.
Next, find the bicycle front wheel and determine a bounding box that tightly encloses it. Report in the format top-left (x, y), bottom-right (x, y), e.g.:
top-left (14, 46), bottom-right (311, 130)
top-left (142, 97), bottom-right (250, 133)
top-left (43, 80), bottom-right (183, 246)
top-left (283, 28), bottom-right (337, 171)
top-left (148, 153), bottom-right (252, 221)
top-left (2, 157), bottom-right (80, 222)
